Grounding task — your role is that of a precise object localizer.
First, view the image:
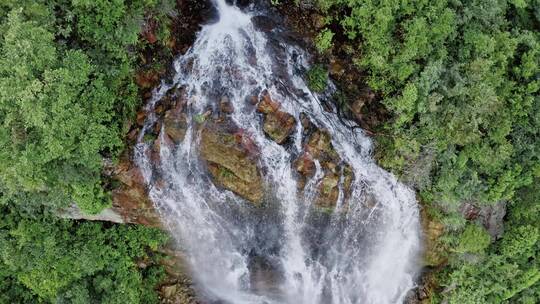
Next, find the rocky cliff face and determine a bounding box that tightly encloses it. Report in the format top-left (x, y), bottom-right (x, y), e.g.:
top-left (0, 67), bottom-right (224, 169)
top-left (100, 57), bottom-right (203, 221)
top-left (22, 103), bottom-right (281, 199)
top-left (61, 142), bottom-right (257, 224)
top-left (130, 83), bottom-right (358, 210)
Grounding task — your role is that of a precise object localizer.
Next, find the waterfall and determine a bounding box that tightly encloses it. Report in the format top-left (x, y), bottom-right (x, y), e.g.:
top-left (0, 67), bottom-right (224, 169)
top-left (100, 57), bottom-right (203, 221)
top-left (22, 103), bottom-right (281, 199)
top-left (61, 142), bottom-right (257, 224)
top-left (135, 1), bottom-right (422, 303)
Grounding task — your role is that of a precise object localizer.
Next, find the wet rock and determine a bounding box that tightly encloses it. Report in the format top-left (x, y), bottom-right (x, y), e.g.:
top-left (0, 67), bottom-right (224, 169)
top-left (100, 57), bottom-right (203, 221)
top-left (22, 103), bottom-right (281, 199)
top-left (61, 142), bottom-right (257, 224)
top-left (342, 164), bottom-right (354, 198)
top-left (135, 70), bottom-right (160, 89)
top-left (219, 96), bottom-right (234, 114)
top-left (294, 152), bottom-right (315, 178)
top-left (200, 124), bottom-right (264, 204)
top-left (110, 157), bottom-right (162, 227)
top-left (257, 92), bottom-right (280, 114)
top-left (300, 113), bottom-right (314, 134)
top-left (317, 172), bottom-right (340, 208)
top-left (158, 247), bottom-right (199, 304)
top-left (293, 124), bottom-right (356, 210)
top-left (160, 281), bottom-right (198, 304)
top-left (263, 111), bottom-right (296, 144)
top-left (306, 129), bottom-right (339, 161)
top-left (257, 92), bottom-right (296, 144)
top-left (403, 269), bottom-right (437, 304)
top-left (207, 164), bottom-right (263, 204)
top-left (164, 110), bottom-right (188, 143)
top-left (137, 110), bottom-right (148, 126)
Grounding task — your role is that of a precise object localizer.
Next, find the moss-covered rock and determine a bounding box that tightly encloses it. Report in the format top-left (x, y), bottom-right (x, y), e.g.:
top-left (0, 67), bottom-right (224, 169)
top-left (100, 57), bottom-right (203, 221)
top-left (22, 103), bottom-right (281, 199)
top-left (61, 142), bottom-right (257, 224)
top-left (164, 110), bottom-right (188, 144)
top-left (200, 124), bottom-right (264, 204)
top-left (292, 123), bottom-right (355, 210)
top-left (257, 92), bottom-right (296, 144)
top-left (421, 208), bottom-right (447, 267)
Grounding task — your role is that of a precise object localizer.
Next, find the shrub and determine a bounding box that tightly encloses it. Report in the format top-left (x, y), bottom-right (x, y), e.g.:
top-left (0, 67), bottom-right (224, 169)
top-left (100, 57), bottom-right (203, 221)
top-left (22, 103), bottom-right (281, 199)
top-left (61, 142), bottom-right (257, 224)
top-left (315, 28), bottom-right (334, 53)
top-left (455, 224), bottom-right (491, 254)
top-left (306, 64), bottom-right (328, 93)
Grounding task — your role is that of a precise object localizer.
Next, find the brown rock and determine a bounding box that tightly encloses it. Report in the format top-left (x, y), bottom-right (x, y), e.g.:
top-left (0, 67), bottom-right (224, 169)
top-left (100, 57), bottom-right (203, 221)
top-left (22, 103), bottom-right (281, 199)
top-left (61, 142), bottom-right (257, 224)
top-left (342, 164), bottom-right (354, 197)
top-left (294, 152), bottom-right (315, 177)
top-left (116, 166), bottom-right (145, 188)
top-left (257, 92), bottom-right (280, 114)
top-left (110, 157), bottom-right (161, 227)
top-left (263, 111), bottom-right (296, 144)
top-left (306, 130), bottom-right (339, 161)
top-left (317, 172), bottom-right (340, 209)
top-left (207, 164), bottom-right (263, 204)
top-left (421, 207), bottom-right (447, 266)
top-left (200, 125), bottom-right (264, 204)
top-left (136, 110), bottom-right (147, 126)
top-left (158, 248), bottom-right (199, 304)
top-left (329, 58), bottom-right (346, 79)
top-left (141, 18), bottom-right (158, 44)
top-left (135, 70), bottom-right (160, 89)
top-left (164, 110), bottom-right (188, 144)
top-left (220, 96), bottom-right (234, 114)
top-left (257, 92), bottom-right (296, 144)
top-left (351, 98), bottom-right (365, 117)
top-left (311, 13), bottom-right (326, 30)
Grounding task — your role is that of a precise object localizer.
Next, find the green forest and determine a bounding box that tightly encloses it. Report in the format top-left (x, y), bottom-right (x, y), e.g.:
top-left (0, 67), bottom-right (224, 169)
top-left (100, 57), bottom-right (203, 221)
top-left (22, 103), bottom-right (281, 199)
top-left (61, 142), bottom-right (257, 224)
top-left (306, 0), bottom-right (539, 302)
top-left (0, 0), bottom-right (539, 303)
top-left (0, 0), bottom-right (172, 303)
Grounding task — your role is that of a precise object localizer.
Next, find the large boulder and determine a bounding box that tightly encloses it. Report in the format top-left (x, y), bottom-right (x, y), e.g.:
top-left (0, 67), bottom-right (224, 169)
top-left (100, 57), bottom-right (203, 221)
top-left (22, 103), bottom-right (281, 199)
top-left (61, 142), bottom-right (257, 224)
top-left (57, 204), bottom-right (125, 224)
top-left (58, 156), bottom-right (162, 227)
top-left (293, 123), bottom-right (355, 210)
top-left (460, 201), bottom-right (506, 240)
top-left (257, 93), bottom-right (296, 144)
top-left (163, 106), bottom-right (188, 144)
top-left (318, 172), bottom-right (340, 208)
top-left (200, 124), bottom-right (264, 204)
top-left (111, 158), bottom-right (163, 227)
top-left (306, 129), bottom-right (339, 161)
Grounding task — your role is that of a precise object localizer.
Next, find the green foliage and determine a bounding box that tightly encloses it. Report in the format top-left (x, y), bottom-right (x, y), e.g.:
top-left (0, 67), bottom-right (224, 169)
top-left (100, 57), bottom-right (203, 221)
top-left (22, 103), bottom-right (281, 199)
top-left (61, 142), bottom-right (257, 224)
top-left (0, 206), bottom-right (168, 303)
top-left (306, 64), bottom-right (329, 93)
top-left (315, 28), bottom-right (334, 53)
top-left (441, 182), bottom-right (540, 303)
top-left (455, 224), bottom-right (491, 254)
top-left (312, 0), bottom-right (540, 302)
top-left (316, 0), bottom-right (540, 208)
top-left (0, 0), bottom-right (171, 213)
top-left (0, 0), bottom-right (174, 301)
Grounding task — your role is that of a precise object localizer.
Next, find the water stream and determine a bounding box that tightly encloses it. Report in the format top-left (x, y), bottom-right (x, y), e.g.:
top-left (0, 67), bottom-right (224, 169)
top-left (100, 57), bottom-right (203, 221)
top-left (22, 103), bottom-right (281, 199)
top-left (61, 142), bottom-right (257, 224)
top-left (135, 1), bottom-right (421, 303)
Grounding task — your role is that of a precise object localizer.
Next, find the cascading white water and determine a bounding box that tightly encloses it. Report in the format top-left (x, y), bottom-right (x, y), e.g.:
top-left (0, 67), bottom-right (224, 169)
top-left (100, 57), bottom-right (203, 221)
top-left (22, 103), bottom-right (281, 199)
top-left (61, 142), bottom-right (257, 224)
top-left (135, 1), bottom-right (422, 303)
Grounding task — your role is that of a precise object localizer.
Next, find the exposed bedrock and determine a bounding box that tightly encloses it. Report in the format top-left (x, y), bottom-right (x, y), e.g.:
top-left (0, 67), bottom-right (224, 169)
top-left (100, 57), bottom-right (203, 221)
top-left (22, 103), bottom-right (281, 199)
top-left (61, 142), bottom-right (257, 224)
top-left (199, 122), bottom-right (264, 204)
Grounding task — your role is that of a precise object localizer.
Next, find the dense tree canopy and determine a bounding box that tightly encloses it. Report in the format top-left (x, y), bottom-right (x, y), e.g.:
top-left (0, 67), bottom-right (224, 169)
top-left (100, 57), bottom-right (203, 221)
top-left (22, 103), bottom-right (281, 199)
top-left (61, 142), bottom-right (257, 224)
top-left (304, 0), bottom-right (540, 302)
top-left (0, 1), bottom-right (173, 302)
top-left (0, 207), bottom-right (168, 303)
top-left (0, 0), bottom-right (171, 213)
